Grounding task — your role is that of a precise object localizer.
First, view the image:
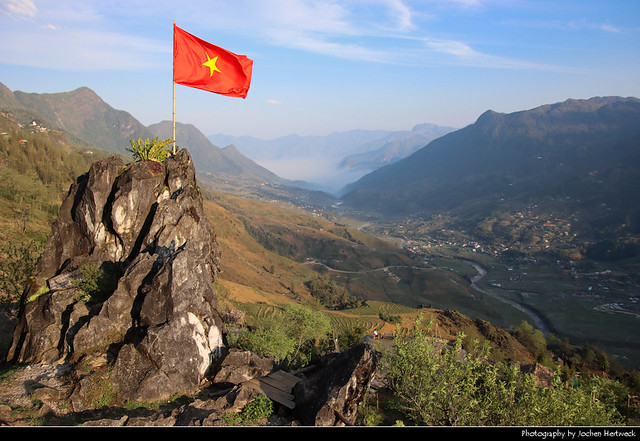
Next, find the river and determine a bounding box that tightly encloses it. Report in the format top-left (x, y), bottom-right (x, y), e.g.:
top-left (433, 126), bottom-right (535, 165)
top-left (461, 259), bottom-right (550, 334)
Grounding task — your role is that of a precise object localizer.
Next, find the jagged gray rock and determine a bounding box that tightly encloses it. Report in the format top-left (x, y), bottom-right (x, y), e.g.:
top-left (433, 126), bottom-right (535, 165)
top-left (7, 149), bottom-right (224, 405)
top-left (212, 349), bottom-right (276, 389)
top-left (292, 343), bottom-right (380, 426)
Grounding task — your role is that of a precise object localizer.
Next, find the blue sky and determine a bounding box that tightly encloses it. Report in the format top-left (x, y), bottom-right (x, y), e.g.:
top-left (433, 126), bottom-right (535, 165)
top-left (1, 0), bottom-right (639, 139)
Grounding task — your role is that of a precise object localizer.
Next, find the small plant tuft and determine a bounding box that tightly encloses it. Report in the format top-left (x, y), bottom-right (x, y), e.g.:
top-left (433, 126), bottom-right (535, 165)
top-left (223, 394), bottom-right (274, 425)
top-left (127, 137), bottom-right (173, 163)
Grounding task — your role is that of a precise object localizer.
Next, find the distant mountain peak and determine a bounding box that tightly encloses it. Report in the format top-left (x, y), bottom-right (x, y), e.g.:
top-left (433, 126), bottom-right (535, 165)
top-left (148, 120), bottom-right (283, 186)
top-left (342, 95), bottom-right (640, 220)
top-left (222, 144), bottom-right (239, 152)
top-left (2, 82), bottom-right (153, 153)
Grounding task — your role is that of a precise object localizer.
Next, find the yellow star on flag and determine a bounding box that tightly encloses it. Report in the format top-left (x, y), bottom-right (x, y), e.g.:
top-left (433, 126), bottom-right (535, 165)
top-left (202, 54), bottom-right (221, 77)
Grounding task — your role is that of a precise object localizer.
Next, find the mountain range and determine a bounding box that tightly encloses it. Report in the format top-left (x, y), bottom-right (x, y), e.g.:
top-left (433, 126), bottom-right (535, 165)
top-left (208, 123), bottom-right (456, 194)
top-left (342, 96), bottom-right (640, 237)
top-left (1, 81), bottom-right (451, 199)
top-left (0, 82), bottom-right (341, 205)
top-left (147, 120), bottom-right (281, 184)
top-left (0, 82), bottom-right (277, 184)
top-left (338, 123), bottom-right (457, 171)
top-left (3, 81), bottom-right (640, 373)
top-left (3, 80), bottom-right (640, 241)
top-left (0, 83), bottom-right (151, 154)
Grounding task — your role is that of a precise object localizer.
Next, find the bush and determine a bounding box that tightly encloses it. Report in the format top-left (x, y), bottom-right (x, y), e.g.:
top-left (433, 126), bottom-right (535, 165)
top-left (382, 315), bottom-right (625, 426)
top-left (512, 320), bottom-right (550, 364)
top-left (239, 394), bottom-right (274, 423)
top-left (224, 394), bottom-right (274, 425)
top-left (234, 323), bottom-right (294, 364)
top-left (379, 311), bottom-right (401, 325)
top-left (73, 262), bottom-right (117, 303)
top-left (230, 304), bottom-right (331, 369)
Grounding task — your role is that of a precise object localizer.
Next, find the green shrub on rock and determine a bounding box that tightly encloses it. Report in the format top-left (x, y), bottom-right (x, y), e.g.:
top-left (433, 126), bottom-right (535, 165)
top-left (127, 137), bottom-right (173, 163)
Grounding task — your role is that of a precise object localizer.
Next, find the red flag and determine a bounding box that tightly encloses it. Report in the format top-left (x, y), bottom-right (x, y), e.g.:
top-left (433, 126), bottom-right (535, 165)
top-left (173, 24), bottom-right (253, 98)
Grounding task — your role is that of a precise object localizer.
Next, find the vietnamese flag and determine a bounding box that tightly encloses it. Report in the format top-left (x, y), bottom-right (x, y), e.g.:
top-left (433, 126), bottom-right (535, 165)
top-left (173, 24), bottom-right (253, 98)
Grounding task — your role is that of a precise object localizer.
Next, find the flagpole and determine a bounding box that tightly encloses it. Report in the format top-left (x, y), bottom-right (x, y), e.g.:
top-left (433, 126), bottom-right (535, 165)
top-left (172, 21), bottom-right (177, 155)
top-left (172, 80), bottom-right (176, 155)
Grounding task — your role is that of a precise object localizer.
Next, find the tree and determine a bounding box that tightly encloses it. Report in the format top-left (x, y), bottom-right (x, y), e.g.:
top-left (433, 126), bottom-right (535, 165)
top-left (307, 276), bottom-right (360, 310)
top-left (236, 323), bottom-right (294, 364)
top-left (0, 240), bottom-right (43, 306)
top-left (382, 316), bottom-right (507, 425)
top-left (513, 320), bottom-right (549, 363)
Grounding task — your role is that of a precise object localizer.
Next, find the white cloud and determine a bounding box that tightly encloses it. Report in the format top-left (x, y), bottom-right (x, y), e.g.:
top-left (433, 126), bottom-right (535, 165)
top-left (0, 0), bottom-right (571, 73)
top-left (418, 36), bottom-right (573, 71)
top-left (262, 0), bottom-right (356, 35)
top-left (266, 99), bottom-right (282, 104)
top-left (1, 0), bottom-right (37, 18)
top-left (0, 27), bottom-right (167, 70)
top-left (0, 1), bottom-right (168, 70)
top-left (380, 0), bottom-right (415, 32)
top-left (502, 18), bottom-right (626, 34)
top-left (424, 38), bottom-right (476, 57)
top-left (570, 20), bottom-right (623, 34)
top-left (264, 26), bottom-right (388, 62)
top-left (598, 24), bottom-right (621, 34)
top-left (239, 0), bottom-right (563, 70)
top-left (444, 0), bottom-right (482, 7)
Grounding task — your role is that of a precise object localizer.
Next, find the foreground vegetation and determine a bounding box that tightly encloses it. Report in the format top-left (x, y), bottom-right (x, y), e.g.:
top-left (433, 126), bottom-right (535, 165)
top-left (219, 302), bottom-right (636, 426)
top-left (381, 316), bottom-right (627, 426)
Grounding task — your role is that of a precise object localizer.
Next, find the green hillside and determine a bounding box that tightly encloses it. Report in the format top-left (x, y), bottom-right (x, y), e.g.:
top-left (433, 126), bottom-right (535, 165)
top-left (0, 82), bottom-right (337, 210)
top-left (0, 110), bottom-right (111, 245)
top-left (339, 97), bottom-right (640, 369)
top-left (9, 86), bottom-right (154, 155)
top-left (199, 188), bottom-right (540, 363)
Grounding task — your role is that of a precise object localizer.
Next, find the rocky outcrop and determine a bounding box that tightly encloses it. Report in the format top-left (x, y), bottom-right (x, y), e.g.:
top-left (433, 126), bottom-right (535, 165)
top-left (521, 362), bottom-right (555, 388)
top-left (7, 149), bottom-right (224, 404)
top-left (293, 343), bottom-right (380, 426)
top-left (2, 148), bottom-right (381, 425)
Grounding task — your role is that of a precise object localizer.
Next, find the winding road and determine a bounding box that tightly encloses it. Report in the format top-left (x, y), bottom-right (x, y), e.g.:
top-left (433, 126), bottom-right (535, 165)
top-left (302, 260), bottom-right (434, 274)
